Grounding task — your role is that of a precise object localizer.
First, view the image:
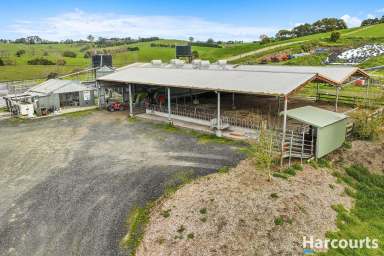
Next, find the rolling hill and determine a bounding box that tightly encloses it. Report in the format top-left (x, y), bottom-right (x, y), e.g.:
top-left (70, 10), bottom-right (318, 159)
top-left (0, 23), bottom-right (384, 81)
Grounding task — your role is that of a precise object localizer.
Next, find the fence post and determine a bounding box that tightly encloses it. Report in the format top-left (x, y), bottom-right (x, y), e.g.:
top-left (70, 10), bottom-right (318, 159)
top-left (167, 87), bottom-right (172, 123)
top-left (280, 96), bottom-right (288, 166)
top-left (311, 129), bottom-right (314, 157)
top-left (128, 84), bottom-right (133, 117)
top-left (316, 83), bottom-right (319, 102)
top-left (216, 91), bottom-right (222, 137)
top-left (301, 129), bottom-right (305, 165)
top-left (288, 131), bottom-right (294, 167)
top-left (335, 86), bottom-right (340, 112)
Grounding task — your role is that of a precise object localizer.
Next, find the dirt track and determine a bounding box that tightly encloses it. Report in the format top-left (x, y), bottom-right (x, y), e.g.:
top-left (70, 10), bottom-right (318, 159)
top-left (0, 111), bottom-right (243, 256)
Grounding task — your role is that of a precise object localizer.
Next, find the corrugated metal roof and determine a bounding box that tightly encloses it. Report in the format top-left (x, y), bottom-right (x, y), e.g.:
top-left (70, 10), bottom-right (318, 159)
top-left (28, 79), bottom-right (94, 96)
top-left (114, 63), bottom-right (368, 85)
top-left (98, 65), bottom-right (319, 96)
top-left (284, 106), bottom-right (347, 128)
top-left (233, 65), bottom-right (367, 84)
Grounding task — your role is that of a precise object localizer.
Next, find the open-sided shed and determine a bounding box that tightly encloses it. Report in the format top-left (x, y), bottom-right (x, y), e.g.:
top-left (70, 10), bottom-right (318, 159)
top-left (97, 62), bottom-right (366, 161)
top-left (285, 106), bottom-right (347, 158)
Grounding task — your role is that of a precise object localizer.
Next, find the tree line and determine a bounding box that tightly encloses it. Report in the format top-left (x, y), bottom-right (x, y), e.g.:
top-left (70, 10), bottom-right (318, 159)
top-left (361, 16), bottom-right (384, 27)
top-left (275, 18), bottom-right (347, 40)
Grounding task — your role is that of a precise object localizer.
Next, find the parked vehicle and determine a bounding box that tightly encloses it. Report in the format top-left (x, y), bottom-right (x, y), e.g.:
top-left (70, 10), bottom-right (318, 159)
top-left (107, 102), bottom-right (129, 111)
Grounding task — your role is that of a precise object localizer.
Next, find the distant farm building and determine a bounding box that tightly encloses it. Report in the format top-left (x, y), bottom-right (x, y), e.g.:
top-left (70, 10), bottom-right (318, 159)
top-left (4, 79), bottom-right (95, 116)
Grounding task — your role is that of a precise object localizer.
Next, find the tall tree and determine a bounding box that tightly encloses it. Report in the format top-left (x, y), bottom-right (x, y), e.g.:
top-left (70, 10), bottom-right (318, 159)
top-left (275, 29), bottom-right (294, 40)
top-left (292, 23), bottom-right (313, 37)
top-left (87, 34), bottom-right (95, 42)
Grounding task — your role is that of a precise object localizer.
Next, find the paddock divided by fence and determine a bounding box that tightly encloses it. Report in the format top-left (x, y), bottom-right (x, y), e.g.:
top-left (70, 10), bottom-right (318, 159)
top-left (316, 93), bottom-right (384, 107)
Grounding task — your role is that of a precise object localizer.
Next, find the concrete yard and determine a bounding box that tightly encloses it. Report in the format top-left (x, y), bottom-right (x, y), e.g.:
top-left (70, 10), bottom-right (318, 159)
top-left (0, 111), bottom-right (244, 256)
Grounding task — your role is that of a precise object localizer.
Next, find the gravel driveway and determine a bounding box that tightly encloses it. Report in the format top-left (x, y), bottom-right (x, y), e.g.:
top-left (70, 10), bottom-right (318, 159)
top-left (0, 111), bottom-right (244, 256)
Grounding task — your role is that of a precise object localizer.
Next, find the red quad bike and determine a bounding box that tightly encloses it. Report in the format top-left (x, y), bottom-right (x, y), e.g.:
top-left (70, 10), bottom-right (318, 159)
top-left (107, 102), bottom-right (129, 112)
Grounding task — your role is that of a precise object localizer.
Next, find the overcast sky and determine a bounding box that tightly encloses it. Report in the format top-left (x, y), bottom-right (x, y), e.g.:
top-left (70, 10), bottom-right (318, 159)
top-left (1, 0), bottom-right (383, 41)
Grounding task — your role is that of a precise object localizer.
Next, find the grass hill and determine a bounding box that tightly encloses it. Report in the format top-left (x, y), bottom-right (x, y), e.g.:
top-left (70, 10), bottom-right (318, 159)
top-left (232, 23), bottom-right (384, 65)
top-left (0, 23), bottom-right (384, 81)
top-left (0, 39), bottom-right (268, 81)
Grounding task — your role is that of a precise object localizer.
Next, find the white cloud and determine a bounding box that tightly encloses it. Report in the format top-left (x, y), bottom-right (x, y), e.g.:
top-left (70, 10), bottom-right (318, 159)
top-left (367, 14), bottom-right (376, 19)
top-left (376, 8), bottom-right (384, 13)
top-left (341, 14), bottom-right (362, 28)
top-left (5, 9), bottom-right (277, 41)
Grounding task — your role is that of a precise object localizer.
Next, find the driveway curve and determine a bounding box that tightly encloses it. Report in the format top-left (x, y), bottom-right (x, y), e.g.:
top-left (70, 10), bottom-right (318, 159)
top-left (0, 111), bottom-right (244, 256)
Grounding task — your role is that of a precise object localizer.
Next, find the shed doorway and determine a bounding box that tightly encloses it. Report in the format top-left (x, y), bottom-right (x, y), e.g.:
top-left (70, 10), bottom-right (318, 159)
top-left (59, 92), bottom-right (80, 107)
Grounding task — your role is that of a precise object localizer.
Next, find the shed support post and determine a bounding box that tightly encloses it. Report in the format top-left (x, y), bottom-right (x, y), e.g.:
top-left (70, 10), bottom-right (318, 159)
top-left (280, 95), bottom-right (288, 166)
top-left (128, 84), bottom-right (133, 117)
top-left (232, 92), bottom-right (236, 109)
top-left (335, 86), bottom-right (340, 112)
top-left (316, 82), bottom-right (319, 101)
top-left (366, 78), bottom-right (370, 106)
top-left (216, 91), bottom-right (222, 137)
top-left (167, 87), bottom-right (172, 123)
top-left (97, 81), bottom-right (104, 110)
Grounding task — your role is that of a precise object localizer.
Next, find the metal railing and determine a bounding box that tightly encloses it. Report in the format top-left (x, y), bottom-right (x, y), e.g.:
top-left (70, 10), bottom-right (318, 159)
top-left (148, 103), bottom-right (216, 121)
top-left (147, 103), bottom-right (277, 130)
top-left (147, 103), bottom-right (314, 160)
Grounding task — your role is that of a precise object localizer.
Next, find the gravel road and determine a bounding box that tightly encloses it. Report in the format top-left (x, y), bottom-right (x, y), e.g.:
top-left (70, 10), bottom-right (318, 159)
top-left (0, 111), bottom-right (244, 256)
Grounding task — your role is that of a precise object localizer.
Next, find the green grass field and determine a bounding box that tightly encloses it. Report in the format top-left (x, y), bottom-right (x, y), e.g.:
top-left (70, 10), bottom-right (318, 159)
top-left (295, 82), bottom-right (384, 100)
top-left (1, 23), bottom-right (384, 81)
top-left (0, 39), bottom-right (267, 80)
top-left (232, 23), bottom-right (384, 65)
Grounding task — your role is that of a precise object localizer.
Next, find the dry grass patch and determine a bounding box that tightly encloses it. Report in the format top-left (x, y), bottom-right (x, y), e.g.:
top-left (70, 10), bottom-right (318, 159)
top-left (136, 160), bottom-right (352, 256)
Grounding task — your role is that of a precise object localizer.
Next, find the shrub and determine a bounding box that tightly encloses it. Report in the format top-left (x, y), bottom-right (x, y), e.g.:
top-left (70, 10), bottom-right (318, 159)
top-left (291, 163), bottom-right (303, 171)
top-left (217, 166), bottom-right (230, 174)
top-left (308, 159), bottom-right (319, 169)
top-left (27, 58), bottom-right (55, 65)
top-left (251, 129), bottom-right (275, 180)
top-left (15, 49), bottom-right (26, 57)
top-left (62, 51), bottom-right (77, 58)
top-left (0, 58), bottom-right (4, 66)
top-left (342, 140), bottom-right (352, 149)
top-left (270, 193), bottom-right (279, 198)
top-left (274, 215), bottom-right (292, 225)
top-left (56, 59), bottom-right (66, 65)
top-left (274, 216), bottom-right (284, 225)
top-left (160, 209), bottom-right (171, 218)
top-left (283, 167), bottom-right (297, 176)
top-left (272, 172), bottom-right (289, 179)
top-left (127, 46), bottom-right (139, 51)
top-left (192, 50), bottom-right (199, 59)
top-left (47, 72), bottom-right (58, 79)
top-left (177, 225), bottom-right (185, 233)
top-left (317, 158), bottom-right (331, 168)
top-left (80, 45), bottom-right (91, 52)
top-left (350, 110), bottom-right (384, 140)
top-left (83, 51), bottom-right (92, 58)
top-left (330, 31), bottom-right (341, 42)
